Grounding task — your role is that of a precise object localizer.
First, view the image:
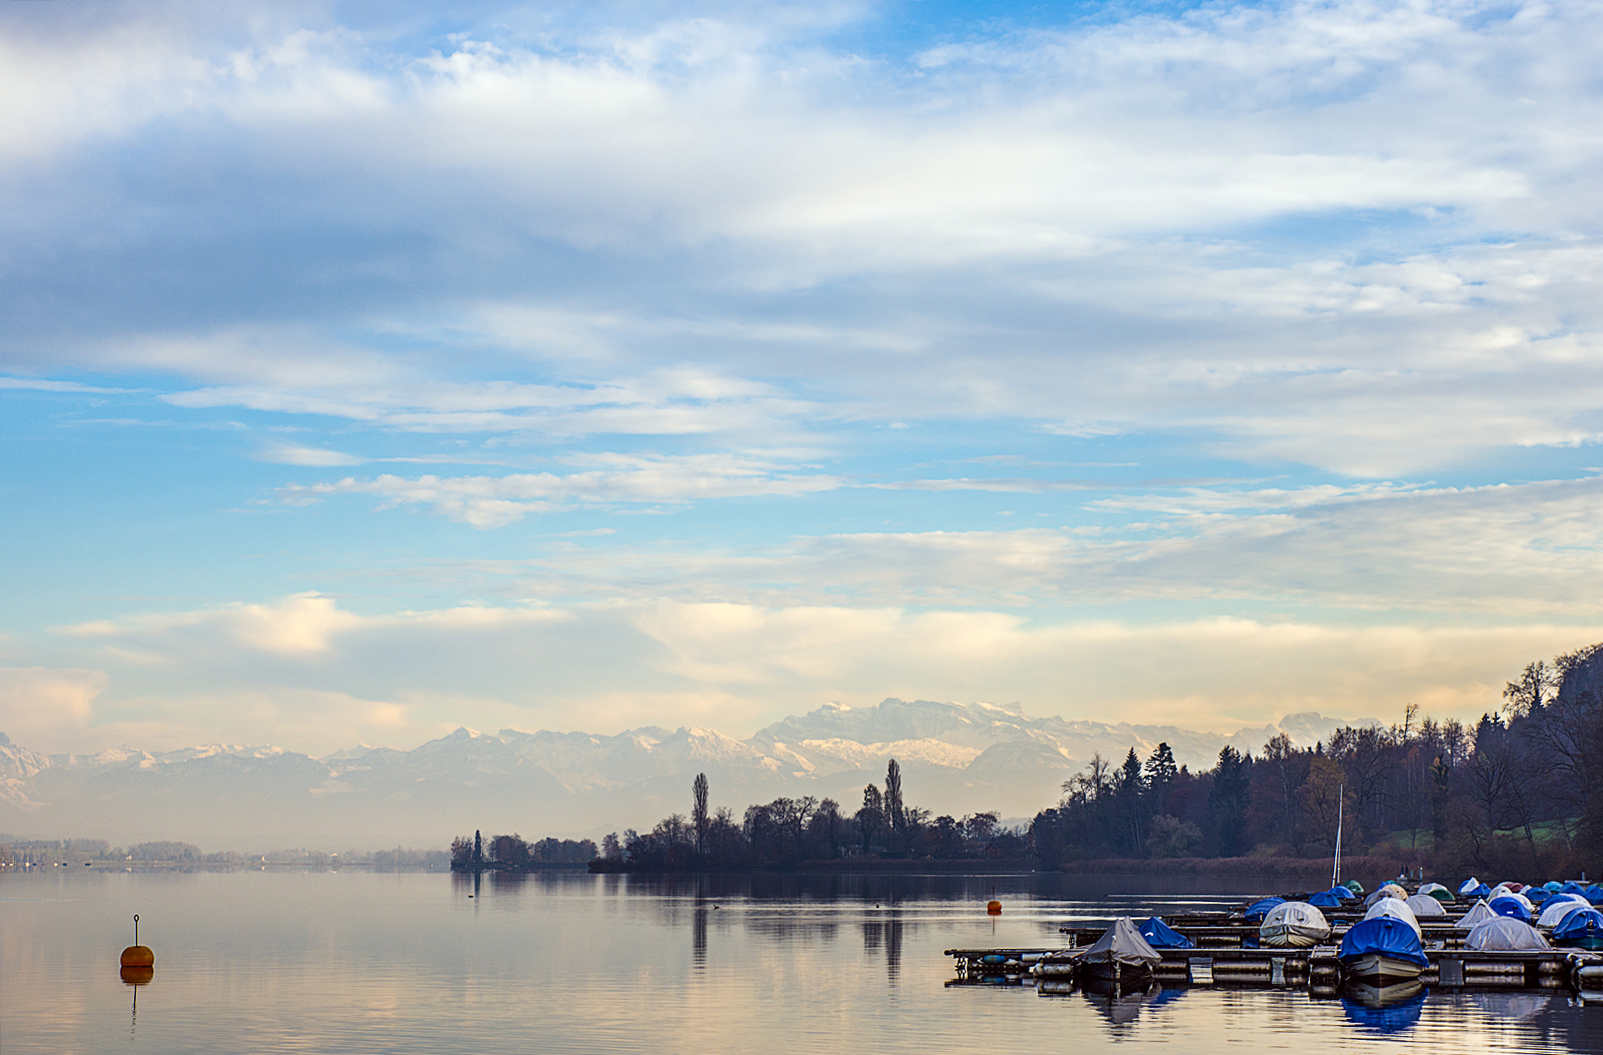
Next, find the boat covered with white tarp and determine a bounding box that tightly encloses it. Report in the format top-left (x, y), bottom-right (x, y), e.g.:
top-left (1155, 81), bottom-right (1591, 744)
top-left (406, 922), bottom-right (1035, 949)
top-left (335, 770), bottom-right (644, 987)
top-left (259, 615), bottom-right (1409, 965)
top-left (1466, 918), bottom-right (1550, 951)
top-left (1458, 899), bottom-right (1499, 928)
top-left (1260, 901), bottom-right (1331, 948)
top-left (1404, 894), bottom-right (1447, 919)
top-left (1364, 884), bottom-right (1408, 908)
top-left (1538, 896), bottom-right (1590, 928)
top-left (1364, 897), bottom-right (1422, 937)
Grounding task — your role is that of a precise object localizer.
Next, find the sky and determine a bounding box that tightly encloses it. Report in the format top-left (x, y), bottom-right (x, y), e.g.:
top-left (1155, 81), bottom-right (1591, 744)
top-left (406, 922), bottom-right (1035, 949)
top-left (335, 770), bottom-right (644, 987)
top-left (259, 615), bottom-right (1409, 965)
top-left (3, 0), bottom-right (1603, 757)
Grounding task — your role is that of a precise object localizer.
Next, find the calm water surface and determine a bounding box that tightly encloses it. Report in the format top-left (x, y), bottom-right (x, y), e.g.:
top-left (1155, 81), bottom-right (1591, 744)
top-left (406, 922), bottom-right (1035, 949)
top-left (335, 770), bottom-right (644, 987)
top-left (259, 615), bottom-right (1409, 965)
top-left (3, 870), bottom-right (1601, 1053)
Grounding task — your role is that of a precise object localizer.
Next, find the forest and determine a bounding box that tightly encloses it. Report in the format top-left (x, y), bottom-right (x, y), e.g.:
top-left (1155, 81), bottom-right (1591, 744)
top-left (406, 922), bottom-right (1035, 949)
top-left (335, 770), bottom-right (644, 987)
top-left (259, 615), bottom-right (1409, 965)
top-left (1029, 641), bottom-right (1603, 877)
top-left (456, 642), bottom-right (1603, 876)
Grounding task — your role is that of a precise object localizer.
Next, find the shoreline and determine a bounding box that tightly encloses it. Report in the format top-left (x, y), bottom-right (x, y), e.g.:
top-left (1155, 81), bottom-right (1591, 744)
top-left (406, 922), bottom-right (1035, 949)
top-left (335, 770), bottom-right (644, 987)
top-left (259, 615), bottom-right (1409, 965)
top-left (583, 852), bottom-right (1411, 878)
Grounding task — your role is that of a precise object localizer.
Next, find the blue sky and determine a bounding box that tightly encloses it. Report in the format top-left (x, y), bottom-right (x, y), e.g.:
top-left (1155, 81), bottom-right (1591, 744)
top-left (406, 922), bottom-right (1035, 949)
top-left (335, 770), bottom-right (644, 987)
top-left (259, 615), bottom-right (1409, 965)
top-left (3, 0), bottom-right (1603, 755)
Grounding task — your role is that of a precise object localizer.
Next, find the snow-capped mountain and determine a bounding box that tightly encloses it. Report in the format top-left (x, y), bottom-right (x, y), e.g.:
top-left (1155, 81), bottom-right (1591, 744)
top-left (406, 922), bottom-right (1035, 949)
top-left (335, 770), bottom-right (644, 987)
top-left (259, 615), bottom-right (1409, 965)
top-left (0, 701), bottom-right (1370, 850)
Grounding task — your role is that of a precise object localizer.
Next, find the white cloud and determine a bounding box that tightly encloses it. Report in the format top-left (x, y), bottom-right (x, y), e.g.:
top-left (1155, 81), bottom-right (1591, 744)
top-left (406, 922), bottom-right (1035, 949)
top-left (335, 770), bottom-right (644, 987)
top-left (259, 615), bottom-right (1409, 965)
top-left (287, 452), bottom-right (842, 526)
top-left (62, 592), bottom-right (388, 659)
top-left (33, 592), bottom-right (1603, 753)
top-left (254, 444), bottom-right (364, 466)
top-left (408, 473), bottom-right (1603, 614)
top-left (0, 667), bottom-right (109, 756)
top-left (2, 1), bottom-right (1601, 476)
top-left (0, 377), bottom-right (128, 394)
top-left (146, 346), bottom-right (822, 440)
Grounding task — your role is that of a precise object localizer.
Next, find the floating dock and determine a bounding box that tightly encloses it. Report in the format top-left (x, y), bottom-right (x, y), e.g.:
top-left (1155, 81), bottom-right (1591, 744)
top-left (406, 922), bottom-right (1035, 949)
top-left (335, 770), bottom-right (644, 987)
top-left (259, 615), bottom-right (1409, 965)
top-left (946, 944), bottom-right (1603, 994)
top-left (1059, 921), bottom-right (1473, 949)
top-left (950, 893), bottom-right (1603, 996)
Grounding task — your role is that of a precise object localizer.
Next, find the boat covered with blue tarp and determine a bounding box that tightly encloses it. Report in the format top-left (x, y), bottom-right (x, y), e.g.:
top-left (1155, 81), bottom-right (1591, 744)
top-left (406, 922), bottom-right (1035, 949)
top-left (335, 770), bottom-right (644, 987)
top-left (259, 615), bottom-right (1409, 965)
top-left (1138, 916), bottom-right (1195, 949)
top-left (1489, 896), bottom-right (1531, 922)
top-left (1553, 909), bottom-right (1603, 950)
top-left (1338, 917), bottom-right (1429, 983)
top-left (1243, 897), bottom-right (1286, 922)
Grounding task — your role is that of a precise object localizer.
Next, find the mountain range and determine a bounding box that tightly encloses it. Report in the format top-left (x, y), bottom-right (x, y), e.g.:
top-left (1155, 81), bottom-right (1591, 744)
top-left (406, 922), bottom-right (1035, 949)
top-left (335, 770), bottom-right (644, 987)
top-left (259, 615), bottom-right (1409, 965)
top-left (0, 699), bottom-right (1373, 850)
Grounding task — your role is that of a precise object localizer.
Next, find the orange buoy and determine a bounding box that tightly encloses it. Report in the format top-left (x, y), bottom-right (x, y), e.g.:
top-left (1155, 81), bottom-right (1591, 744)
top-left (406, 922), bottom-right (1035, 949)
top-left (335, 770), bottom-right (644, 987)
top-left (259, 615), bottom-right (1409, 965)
top-left (121, 913), bottom-right (155, 968)
top-left (987, 900), bottom-right (1002, 915)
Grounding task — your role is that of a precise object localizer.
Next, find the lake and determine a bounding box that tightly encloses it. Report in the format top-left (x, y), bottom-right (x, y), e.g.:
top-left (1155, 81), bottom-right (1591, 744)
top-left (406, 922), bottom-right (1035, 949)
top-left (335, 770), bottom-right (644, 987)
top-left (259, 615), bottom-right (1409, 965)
top-left (3, 870), bottom-right (1600, 1053)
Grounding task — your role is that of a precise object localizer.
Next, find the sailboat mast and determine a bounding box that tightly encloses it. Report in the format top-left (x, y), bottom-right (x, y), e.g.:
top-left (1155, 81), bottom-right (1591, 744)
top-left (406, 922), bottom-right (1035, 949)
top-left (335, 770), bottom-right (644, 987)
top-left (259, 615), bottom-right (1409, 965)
top-left (1333, 783), bottom-right (1344, 888)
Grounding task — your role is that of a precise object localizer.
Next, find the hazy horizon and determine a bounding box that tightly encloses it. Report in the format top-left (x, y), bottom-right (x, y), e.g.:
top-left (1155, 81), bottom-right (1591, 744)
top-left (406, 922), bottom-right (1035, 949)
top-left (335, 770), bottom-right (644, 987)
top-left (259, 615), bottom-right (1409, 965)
top-left (0, 697), bottom-right (1384, 848)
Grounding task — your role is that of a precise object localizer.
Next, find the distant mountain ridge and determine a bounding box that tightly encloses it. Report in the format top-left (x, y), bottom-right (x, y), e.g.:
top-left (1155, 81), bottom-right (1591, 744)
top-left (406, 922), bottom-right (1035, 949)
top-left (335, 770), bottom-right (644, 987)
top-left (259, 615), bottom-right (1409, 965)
top-left (0, 702), bottom-right (1374, 850)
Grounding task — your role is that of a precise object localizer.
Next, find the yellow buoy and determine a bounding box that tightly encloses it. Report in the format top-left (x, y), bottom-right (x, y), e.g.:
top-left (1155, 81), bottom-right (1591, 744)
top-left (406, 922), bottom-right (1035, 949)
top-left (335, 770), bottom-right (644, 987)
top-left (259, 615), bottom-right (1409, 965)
top-left (121, 913), bottom-right (155, 968)
top-left (987, 900), bottom-right (1002, 915)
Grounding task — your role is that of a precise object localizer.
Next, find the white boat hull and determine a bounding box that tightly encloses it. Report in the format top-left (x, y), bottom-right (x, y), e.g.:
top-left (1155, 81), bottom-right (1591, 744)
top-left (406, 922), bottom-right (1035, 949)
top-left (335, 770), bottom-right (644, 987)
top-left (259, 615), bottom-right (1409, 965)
top-left (1341, 952), bottom-right (1424, 984)
top-left (1261, 927), bottom-right (1325, 948)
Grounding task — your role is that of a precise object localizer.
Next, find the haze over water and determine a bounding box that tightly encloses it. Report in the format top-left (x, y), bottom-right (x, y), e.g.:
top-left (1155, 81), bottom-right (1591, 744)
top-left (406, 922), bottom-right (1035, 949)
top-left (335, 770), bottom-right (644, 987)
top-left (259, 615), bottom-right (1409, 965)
top-left (5, 871), bottom-right (1600, 1054)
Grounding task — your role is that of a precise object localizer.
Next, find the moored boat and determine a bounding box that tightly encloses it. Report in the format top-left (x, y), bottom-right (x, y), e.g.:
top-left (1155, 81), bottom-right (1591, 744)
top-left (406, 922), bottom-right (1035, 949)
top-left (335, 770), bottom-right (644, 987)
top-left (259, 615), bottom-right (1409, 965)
top-left (1138, 916), bottom-right (1195, 950)
top-left (1457, 899), bottom-right (1499, 928)
top-left (1403, 894), bottom-right (1447, 920)
top-left (1537, 895), bottom-right (1589, 928)
top-left (1553, 909), bottom-right (1603, 951)
top-left (1465, 917), bottom-right (1548, 951)
top-left (1363, 897), bottom-right (1422, 938)
top-left (1260, 901), bottom-right (1331, 949)
top-left (1079, 917), bottom-right (1162, 983)
top-left (1242, 897), bottom-right (1286, 923)
top-left (1338, 917), bottom-right (1429, 984)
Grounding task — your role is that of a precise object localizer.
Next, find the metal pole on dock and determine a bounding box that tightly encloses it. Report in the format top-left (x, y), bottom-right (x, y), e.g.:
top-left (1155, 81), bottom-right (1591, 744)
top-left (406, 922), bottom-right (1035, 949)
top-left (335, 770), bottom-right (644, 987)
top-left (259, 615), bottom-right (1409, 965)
top-left (1332, 785), bottom-right (1344, 888)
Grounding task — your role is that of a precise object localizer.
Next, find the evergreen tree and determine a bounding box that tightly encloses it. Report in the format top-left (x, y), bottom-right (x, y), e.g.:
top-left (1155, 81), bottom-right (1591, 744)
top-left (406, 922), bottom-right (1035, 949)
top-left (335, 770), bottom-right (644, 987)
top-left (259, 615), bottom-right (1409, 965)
top-left (857, 784), bottom-right (885, 853)
top-left (1144, 742), bottom-right (1178, 805)
top-left (884, 759), bottom-right (905, 844)
top-left (1209, 747), bottom-right (1252, 857)
top-left (692, 772), bottom-right (710, 856)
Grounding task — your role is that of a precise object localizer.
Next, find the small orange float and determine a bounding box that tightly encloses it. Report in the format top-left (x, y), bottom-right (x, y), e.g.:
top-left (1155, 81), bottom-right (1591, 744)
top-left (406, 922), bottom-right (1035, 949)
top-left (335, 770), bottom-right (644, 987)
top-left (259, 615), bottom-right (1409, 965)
top-left (986, 900), bottom-right (1002, 915)
top-left (120, 914), bottom-right (155, 968)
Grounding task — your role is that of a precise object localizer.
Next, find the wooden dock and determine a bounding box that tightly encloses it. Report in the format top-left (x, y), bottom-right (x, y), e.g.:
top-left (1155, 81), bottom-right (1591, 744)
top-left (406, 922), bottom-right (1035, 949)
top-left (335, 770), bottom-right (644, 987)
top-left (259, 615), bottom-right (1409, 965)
top-left (946, 944), bottom-right (1603, 993)
top-left (1058, 921), bottom-right (1473, 949)
top-left (949, 887), bottom-right (1603, 994)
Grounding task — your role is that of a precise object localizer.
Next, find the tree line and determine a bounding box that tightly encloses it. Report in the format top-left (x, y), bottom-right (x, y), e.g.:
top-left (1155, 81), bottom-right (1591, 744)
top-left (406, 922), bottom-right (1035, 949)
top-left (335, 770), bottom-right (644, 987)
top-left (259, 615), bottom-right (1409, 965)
top-left (1032, 642), bottom-right (1603, 876)
top-left (449, 832), bottom-right (598, 871)
top-left (591, 759), bottom-right (1025, 871)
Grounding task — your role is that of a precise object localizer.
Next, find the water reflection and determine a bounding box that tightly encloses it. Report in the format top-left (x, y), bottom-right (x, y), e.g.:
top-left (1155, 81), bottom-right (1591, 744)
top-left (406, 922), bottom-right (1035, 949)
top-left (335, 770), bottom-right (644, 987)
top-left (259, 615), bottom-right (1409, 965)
top-left (7, 871), bottom-right (1603, 1054)
top-left (1471, 991), bottom-right (1555, 1023)
top-left (1080, 979), bottom-right (1169, 1027)
top-left (860, 907), bottom-right (904, 985)
top-left (1341, 981), bottom-right (1427, 1035)
top-left (121, 963), bottom-right (152, 1040)
top-left (120, 965), bottom-right (154, 986)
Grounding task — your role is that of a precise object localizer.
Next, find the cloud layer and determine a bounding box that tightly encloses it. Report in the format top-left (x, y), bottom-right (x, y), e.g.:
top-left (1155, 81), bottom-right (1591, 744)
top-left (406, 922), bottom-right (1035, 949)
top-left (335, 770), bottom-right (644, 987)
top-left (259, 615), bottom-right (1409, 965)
top-left (1, 0), bottom-right (1601, 756)
top-left (30, 592), bottom-right (1603, 754)
top-left (2, 0), bottom-right (1601, 472)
